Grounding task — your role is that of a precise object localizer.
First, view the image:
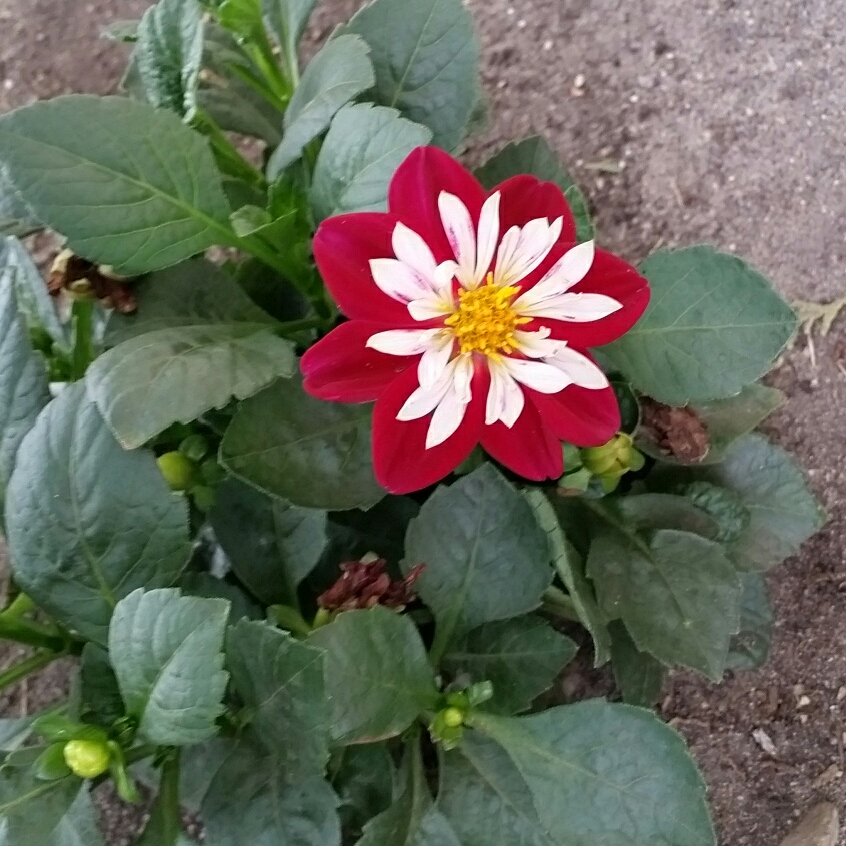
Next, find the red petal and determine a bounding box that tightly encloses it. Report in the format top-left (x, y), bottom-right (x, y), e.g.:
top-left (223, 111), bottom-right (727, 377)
top-left (388, 147), bottom-right (486, 264)
top-left (541, 248), bottom-right (650, 347)
top-left (531, 383), bottom-right (621, 447)
top-left (313, 213), bottom-right (419, 325)
top-left (495, 175), bottom-right (576, 244)
top-left (301, 321), bottom-right (413, 403)
top-left (372, 363), bottom-right (487, 494)
top-left (480, 394), bottom-right (563, 481)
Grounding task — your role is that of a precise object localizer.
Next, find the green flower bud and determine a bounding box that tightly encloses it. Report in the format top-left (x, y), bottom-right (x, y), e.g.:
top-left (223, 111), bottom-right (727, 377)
top-left (580, 433), bottom-right (645, 480)
top-left (192, 485), bottom-right (215, 512)
top-left (157, 451), bottom-right (197, 491)
top-left (178, 434), bottom-right (209, 462)
top-left (63, 738), bottom-right (111, 778)
top-left (441, 706), bottom-right (465, 728)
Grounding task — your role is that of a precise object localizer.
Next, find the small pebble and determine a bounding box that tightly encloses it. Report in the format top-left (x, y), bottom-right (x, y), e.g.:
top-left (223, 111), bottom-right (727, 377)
top-left (752, 727), bottom-right (777, 756)
top-left (798, 695), bottom-right (811, 708)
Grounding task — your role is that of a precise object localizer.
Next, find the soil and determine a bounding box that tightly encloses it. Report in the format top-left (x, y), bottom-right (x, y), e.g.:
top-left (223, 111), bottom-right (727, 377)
top-left (1, 0), bottom-right (845, 844)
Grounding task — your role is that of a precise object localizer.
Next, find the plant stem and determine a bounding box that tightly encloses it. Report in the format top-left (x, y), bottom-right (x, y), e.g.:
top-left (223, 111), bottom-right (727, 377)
top-left (0, 649), bottom-right (64, 691)
top-left (158, 750), bottom-right (181, 846)
top-left (276, 315), bottom-right (326, 336)
top-left (193, 110), bottom-right (265, 188)
top-left (70, 299), bottom-right (95, 380)
top-left (542, 586), bottom-right (581, 623)
top-left (0, 616), bottom-right (68, 652)
top-left (2, 593), bottom-right (35, 621)
top-left (124, 744), bottom-right (158, 766)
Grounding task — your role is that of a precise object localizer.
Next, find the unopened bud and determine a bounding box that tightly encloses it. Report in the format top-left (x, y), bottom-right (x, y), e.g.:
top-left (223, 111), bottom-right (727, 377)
top-left (63, 739), bottom-right (111, 778)
top-left (157, 451), bottom-right (197, 491)
top-left (441, 707), bottom-right (465, 728)
top-left (580, 432), bottom-right (645, 480)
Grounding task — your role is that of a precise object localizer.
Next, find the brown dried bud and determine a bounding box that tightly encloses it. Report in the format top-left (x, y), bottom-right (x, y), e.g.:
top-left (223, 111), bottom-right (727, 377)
top-left (48, 250), bottom-right (137, 313)
top-left (318, 557), bottom-right (425, 612)
top-left (639, 398), bottom-right (710, 463)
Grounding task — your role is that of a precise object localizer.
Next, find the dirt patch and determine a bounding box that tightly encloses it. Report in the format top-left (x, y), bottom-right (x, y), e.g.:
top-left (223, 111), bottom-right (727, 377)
top-left (2, 1), bottom-right (846, 844)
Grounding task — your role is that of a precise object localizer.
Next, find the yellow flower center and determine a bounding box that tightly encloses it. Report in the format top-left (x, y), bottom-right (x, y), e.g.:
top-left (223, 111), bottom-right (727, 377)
top-left (444, 274), bottom-right (529, 356)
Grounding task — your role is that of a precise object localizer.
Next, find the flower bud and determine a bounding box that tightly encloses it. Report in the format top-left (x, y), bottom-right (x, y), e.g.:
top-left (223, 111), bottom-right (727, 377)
top-left (580, 432), bottom-right (645, 480)
top-left (441, 706), bottom-right (465, 728)
top-left (63, 738), bottom-right (111, 778)
top-left (157, 451), bottom-right (197, 491)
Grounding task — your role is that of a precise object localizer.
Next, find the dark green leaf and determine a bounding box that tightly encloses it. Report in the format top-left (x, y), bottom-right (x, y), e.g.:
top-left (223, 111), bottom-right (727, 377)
top-left (227, 619), bottom-right (329, 774)
top-left (332, 743), bottom-right (394, 832)
top-left (310, 103), bottom-right (432, 221)
top-left (261, 0), bottom-right (318, 64)
top-left (178, 572), bottom-right (262, 621)
top-left (583, 499), bottom-right (740, 680)
top-left (602, 247), bottom-right (797, 405)
top-left (0, 96), bottom-right (232, 274)
top-left (678, 481), bottom-right (749, 543)
top-left (308, 607), bottom-right (438, 744)
top-left (524, 489), bottom-right (610, 665)
top-left (87, 323), bottom-right (295, 449)
top-left (202, 736), bottom-right (341, 846)
top-left (267, 34), bottom-right (375, 177)
top-left (0, 166), bottom-right (41, 239)
top-left (220, 375), bottom-right (385, 511)
top-left (609, 620), bottom-right (666, 707)
top-left (616, 493), bottom-right (722, 540)
top-left (404, 465), bottom-right (551, 657)
top-left (342, 0), bottom-right (479, 148)
top-left (444, 704), bottom-right (715, 846)
top-left (6, 384), bottom-right (191, 644)
top-left (48, 788), bottom-right (105, 846)
top-left (476, 136), bottom-right (594, 242)
top-left (79, 645), bottom-right (124, 725)
top-left (444, 617), bottom-right (577, 715)
top-left (210, 478), bottom-right (327, 605)
top-left (108, 588), bottom-right (229, 745)
top-left (0, 766), bottom-right (80, 846)
top-left (135, 0), bottom-right (205, 118)
top-left (176, 738), bottom-right (232, 812)
top-left (726, 572), bottom-right (773, 671)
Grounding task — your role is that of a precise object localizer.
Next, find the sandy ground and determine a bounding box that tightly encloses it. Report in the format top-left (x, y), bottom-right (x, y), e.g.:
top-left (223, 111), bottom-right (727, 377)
top-left (1, 0), bottom-right (845, 844)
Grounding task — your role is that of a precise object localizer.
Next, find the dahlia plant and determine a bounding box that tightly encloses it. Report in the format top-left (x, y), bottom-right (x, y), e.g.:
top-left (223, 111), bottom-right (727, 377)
top-left (0, 0), bottom-right (823, 843)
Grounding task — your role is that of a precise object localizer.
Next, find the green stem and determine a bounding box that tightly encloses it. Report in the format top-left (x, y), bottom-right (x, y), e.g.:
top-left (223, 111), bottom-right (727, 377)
top-left (2, 593), bottom-right (35, 621)
top-left (158, 750), bottom-right (181, 846)
top-left (428, 624), bottom-right (452, 669)
top-left (193, 110), bottom-right (265, 188)
top-left (70, 299), bottom-right (95, 380)
top-left (0, 649), bottom-right (64, 691)
top-left (542, 586), bottom-right (581, 623)
top-left (0, 616), bottom-right (68, 652)
top-left (124, 744), bottom-right (158, 766)
top-left (276, 315), bottom-right (327, 336)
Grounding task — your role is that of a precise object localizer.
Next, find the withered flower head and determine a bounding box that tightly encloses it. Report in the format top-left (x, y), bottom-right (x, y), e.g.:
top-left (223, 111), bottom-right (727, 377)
top-left (318, 556), bottom-right (425, 612)
top-left (48, 249), bottom-right (137, 314)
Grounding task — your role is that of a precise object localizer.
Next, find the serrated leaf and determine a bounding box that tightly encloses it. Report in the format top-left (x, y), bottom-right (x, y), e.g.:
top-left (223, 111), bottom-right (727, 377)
top-left (220, 374), bottom-right (385, 511)
top-left (179, 572), bottom-right (262, 622)
top-left (108, 588), bottom-right (229, 746)
top-left (201, 736), bottom-right (341, 846)
top-left (5, 384), bottom-right (190, 644)
top-left (582, 498), bottom-right (740, 680)
top-left (0, 95), bottom-right (232, 274)
top-left (602, 247), bottom-right (797, 405)
top-left (444, 617), bottom-right (576, 715)
top-left (615, 492), bottom-right (722, 540)
top-left (404, 465), bottom-right (551, 656)
top-left (135, 0), bottom-right (205, 118)
top-left (0, 767), bottom-right (80, 846)
top-left (609, 620), bottom-right (666, 707)
top-left (524, 489), bottom-right (611, 666)
top-left (678, 481), bottom-right (749, 543)
top-left (79, 645), bottom-right (124, 725)
top-left (726, 572), bottom-right (773, 671)
top-left (341, 0), bottom-right (479, 148)
top-left (210, 479), bottom-right (327, 605)
top-left (0, 245), bottom-right (51, 514)
top-left (310, 103), bottom-right (432, 221)
top-left (444, 703), bottom-right (715, 846)
top-left (267, 34), bottom-right (374, 177)
top-left (87, 323), bottom-right (295, 449)
top-left (227, 619), bottom-right (329, 774)
top-left (308, 607), bottom-right (438, 744)
top-left (476, 136), bottom-right (594, 242)
top-left (261, 0), bottom-right (319, 66)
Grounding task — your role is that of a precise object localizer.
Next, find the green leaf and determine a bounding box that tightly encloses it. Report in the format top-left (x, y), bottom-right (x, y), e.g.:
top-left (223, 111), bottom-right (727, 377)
top-left (582, 499), bottom-right (740, 680)
top-left (135, 0), bottom-right (205, 118)
top-left (227, 619), bottom-right (329, 774)
top-left (261, 0), bottom-right (319, 68)
top-left (602, 246), bottom-right (797, 405)
top-left (332, 743), bottom-right (394, 832)
top-left (179, 572), bottom-right (262, 622)
top-left (443, 703), bottom-right (715, 846)
top-left (0, 95), bottom-right (232, 274)
top-left (341, 0), bottom-right (479, 149)
top-left (87, 323), bottom-right (295, 449)
top-left (726, 572), bottom-right (773, 671)
top-left (609, 620), bottom-right (666, 707)
top-left (637, 383), bottom-right (784, 466)
top-left (220, 375), bottom-right (385, 511)
top-left (0, 766), bottom-right (80, 846)
top-left (405, 465), bottom-right (551, 658)
top-left (476, 137), bottom-right (594, 242)
top-left (267, 34), bottom-right (375, 177)
top-left (677, 481), bottom-right (749, 543)
top-left (443, 617), bottom-right (577, 715)
top-left (5, 384), bottom-right (190, 644)
top-left (201, 736), bottom-right (341, 846)
top-left (310, 103), bottom-right (432, 222)
top-left (79, 645), bottom-right (124, 725)
top-left (210, 479), bottom-right (327, 605)
top-left (47, 788), bottom-right (105, 846)
top-left (0, 166), bottom-right (41, 239)
top-left (524, 490), bottom-right (611, 666)
top-left (108, 588), bottom-right (229, 746)
top-left (615, 493), bottom-right (722, 540)
top-left (0, 245), bottom-right (51, 513)
top-left (308, 607), bottom-right (438, 744)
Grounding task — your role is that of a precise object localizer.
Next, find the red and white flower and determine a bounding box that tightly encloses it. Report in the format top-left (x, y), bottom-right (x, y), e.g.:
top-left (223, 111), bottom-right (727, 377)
top-left (301, 147), bottom-right (649, 493)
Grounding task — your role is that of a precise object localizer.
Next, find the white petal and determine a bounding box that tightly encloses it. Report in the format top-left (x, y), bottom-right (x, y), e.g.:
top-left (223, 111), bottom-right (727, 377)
top-left (546, 346), bottom-right (609, 389)
top-left (438, 192), bottom-right (476, 285)
top-left (556, 239), bottom-right (595, 286)
top-left (366, 328), bottom-right (441, 357)
top-left (392, 222), bottom-right (438, 282)
top-left (495, 216), bottom-right (563, 286)
top-left (495, 226), bottom-right (521, 276)
top-left (519, 292), bottom-right (622, 322)
top-left (501, 357), bottom-right (571, 394)
top-left (432, 260), bottom-right (458, 299)
top-left (424, 356), bottom-right (474, 448)
top-left (474, 192), bottom-right (501, 281)
top-left (513, 327), bottom-right (562, 359)
top-left (418, 332), bottom-right (455, 389)
top-left (486, 359), bottom-right (524, 427)
top-left (513, 240), bottom-right (598, 313)
top-left (397, 377), bottom-right (452, 421)
top-left (408, 295), bottom-right (454, 321)
top-left (370, 258), bottom-right (430, 303)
